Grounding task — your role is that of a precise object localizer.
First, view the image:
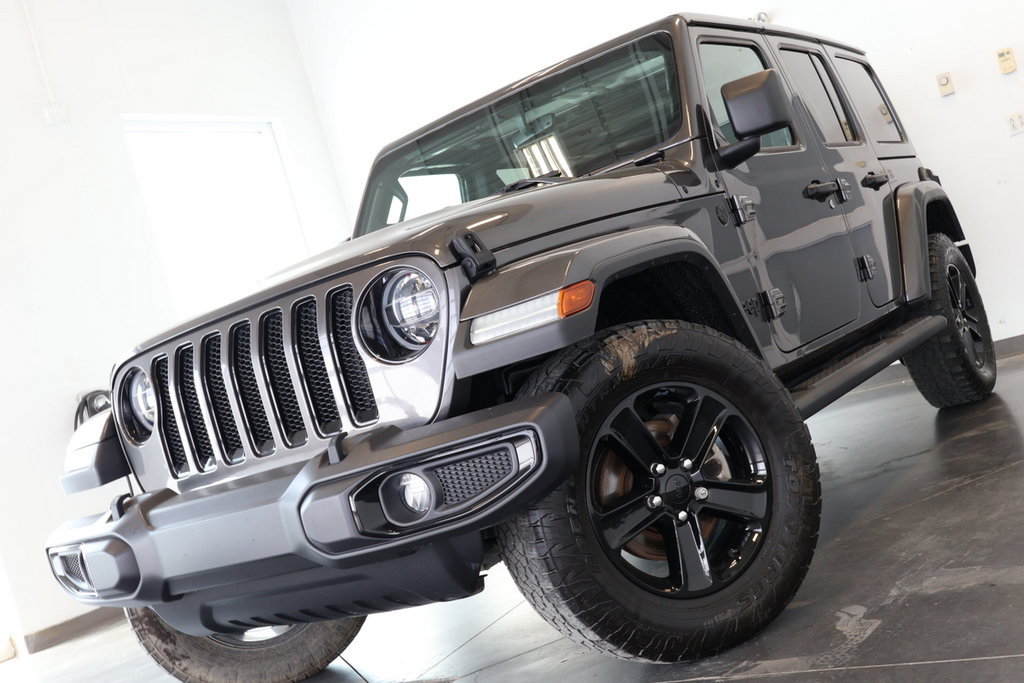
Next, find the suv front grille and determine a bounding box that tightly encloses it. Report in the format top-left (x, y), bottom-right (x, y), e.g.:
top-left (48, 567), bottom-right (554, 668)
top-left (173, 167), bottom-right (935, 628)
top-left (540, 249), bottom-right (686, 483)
top-left (151, 290), bottom-right (378, 478)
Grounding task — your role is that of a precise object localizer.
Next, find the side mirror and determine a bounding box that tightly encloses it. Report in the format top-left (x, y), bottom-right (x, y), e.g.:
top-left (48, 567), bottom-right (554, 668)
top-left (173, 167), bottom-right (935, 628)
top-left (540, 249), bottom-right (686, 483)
top-left (717, 69), bottom-right (793, 168)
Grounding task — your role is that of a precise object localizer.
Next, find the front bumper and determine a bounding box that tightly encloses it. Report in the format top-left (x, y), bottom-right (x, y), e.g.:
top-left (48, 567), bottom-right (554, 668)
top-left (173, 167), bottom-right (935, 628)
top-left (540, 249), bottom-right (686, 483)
top-left (46, 393), bottom-right (576, 635)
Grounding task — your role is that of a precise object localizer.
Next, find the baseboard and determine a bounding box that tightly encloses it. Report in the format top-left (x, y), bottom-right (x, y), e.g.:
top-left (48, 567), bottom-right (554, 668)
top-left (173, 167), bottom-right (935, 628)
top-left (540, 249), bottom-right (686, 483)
top-left (995, 333), bottom-right (1024, 359)
top-left (23, 608), bottom-right (122, 654)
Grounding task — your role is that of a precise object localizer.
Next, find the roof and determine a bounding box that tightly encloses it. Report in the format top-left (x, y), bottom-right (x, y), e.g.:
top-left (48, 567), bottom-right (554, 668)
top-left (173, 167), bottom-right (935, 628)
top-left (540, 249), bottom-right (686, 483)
top-left (372, 13), bottom-right (865, 162)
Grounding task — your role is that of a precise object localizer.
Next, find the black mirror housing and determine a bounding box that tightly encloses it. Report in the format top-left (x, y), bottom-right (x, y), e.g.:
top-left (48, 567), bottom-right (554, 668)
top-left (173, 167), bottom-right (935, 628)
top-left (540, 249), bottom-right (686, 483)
top-left (721, 69), bottom-right (792, 140)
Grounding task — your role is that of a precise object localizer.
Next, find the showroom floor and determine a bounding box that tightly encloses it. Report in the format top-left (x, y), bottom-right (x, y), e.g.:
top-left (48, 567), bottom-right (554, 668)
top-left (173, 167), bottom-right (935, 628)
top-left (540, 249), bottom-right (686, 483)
top-left (5, 354), bottom-right (1024, 683)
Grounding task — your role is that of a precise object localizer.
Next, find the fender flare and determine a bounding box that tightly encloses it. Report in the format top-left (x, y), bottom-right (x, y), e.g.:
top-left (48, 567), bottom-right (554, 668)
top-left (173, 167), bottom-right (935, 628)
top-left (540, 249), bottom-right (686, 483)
top-left (452, 225), bottom-right (759, 378)
top-left (894, 180), bottom-right (972, 303)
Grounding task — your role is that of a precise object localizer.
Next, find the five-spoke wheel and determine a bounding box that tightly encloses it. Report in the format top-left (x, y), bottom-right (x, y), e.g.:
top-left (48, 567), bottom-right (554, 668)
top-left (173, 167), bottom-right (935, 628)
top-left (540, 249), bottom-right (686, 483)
top-left (590, 384), bottom-right (769, 597)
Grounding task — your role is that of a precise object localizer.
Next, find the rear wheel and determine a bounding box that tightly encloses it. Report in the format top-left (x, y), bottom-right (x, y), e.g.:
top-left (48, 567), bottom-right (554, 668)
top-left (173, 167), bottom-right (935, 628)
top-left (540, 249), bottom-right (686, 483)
top-left (126, 607), bottom-right (365, 683)
top-left (498, 321), bottom-right (820, 661)
top-left (903, 233), bottom-right (996, 408)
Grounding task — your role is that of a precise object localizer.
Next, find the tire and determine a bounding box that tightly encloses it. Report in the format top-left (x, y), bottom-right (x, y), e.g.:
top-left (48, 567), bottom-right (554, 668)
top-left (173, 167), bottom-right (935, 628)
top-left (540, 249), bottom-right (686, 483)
top-left (497, 321), bottom-right (820, 662)
top-left (126, 607), bottom-right (365, 683)
top-left (903, 233), bottom-right (996, 408)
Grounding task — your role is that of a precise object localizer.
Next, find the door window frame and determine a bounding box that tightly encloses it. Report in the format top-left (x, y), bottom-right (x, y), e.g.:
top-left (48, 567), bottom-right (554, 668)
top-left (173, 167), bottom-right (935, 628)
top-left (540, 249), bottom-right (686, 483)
top-left (771, 41), bottom-right (864, 151)
top-left (692, 33), bottom-right (803, 157)
top-left (825, 49), bottom-right (916, 157)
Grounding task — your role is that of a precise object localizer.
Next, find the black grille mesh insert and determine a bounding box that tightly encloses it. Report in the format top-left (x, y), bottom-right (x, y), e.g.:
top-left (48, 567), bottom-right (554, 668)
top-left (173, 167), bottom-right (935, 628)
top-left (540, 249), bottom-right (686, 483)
top-left (154, 356), bottom-right (189, 476)
top-left (60, 553), bottom-right (86, 583)
top-left (203, 335), bottom-right (244, 463)
top-left (330, 288), bottom-right (378, 424)
top-left (178, 345), bottom-right (216, 471)
top-left (295, 300), bottom-right (341, 433)
top-left (232, 323), bottom-right (274, 452)
top-left (434, 450), bottom-right (514, 506)
top-left (262, 311), bottom-right (306, 442)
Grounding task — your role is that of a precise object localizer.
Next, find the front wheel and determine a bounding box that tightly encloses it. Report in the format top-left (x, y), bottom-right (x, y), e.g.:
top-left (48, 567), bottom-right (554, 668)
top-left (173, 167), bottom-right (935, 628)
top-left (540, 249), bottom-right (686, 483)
top-left (126, 607), bottom-right (365, 683)
top-left (498, 321), bottom-right (821, 661)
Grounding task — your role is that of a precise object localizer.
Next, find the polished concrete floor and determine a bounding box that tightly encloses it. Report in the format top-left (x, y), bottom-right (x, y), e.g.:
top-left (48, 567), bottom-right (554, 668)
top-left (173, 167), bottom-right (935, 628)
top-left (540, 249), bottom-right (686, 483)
top-left (6, 354), bottom-right (1024, 682)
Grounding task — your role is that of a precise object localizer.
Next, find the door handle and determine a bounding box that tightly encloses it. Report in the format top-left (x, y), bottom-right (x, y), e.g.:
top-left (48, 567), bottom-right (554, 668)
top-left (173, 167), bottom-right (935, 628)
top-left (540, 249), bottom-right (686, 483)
top-left (861, 171), bottom-right (891, 190)
top-left (804, 180), bottom-right (839, 201)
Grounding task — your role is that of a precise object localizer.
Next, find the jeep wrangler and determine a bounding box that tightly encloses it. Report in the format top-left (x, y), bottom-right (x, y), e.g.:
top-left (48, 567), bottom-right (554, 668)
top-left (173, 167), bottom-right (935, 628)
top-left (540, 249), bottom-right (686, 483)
top-left (47, 13), bottom-right (996, 681)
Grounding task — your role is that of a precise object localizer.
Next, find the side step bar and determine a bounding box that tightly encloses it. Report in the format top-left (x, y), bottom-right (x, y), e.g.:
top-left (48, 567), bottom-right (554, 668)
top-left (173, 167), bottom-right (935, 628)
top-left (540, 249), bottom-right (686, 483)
top-left (790, 316), bottom-right (946, 419)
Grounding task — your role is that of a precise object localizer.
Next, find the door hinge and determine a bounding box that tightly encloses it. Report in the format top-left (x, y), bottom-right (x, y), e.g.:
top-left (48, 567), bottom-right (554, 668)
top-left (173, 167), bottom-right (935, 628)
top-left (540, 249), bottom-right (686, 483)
top-left (743, 288), bottom-right (787, 321)
top-left (856, 254), bottom-right (878, 281)
top-left (728, 195), bottom-right (756, 225)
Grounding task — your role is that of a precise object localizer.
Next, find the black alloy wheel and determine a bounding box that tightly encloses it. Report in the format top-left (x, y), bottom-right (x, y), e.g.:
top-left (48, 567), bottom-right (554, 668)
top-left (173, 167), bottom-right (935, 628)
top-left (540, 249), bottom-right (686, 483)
top-left (589, 383), bottom-right (769, 598)
top-left (946, 263), bottom-right (986, 369)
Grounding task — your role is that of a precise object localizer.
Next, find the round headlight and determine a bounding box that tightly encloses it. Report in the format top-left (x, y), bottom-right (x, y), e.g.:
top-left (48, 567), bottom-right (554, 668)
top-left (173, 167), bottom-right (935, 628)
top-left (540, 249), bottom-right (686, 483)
top-left (121, 368), bottom-right (156, 442)
top-left (359, 268), bottom-right (440, 361)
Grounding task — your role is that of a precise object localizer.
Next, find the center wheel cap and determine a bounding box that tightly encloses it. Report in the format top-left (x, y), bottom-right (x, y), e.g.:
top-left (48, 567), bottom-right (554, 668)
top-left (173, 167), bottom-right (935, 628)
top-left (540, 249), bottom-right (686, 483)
top-left (663, 473), bottom-right (692, 506)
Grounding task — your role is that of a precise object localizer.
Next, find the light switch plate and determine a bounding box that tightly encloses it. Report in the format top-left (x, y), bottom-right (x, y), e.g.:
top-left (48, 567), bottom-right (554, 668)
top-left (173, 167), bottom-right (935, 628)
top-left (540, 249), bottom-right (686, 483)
top-left (997, 48), bottom-right (1017, 74)
top-left (936, 72), bottom-right (955, 96)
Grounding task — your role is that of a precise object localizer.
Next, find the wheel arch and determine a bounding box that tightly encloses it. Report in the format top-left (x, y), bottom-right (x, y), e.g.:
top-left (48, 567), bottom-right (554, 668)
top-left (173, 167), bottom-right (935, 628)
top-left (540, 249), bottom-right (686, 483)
top-left (453, 225), bottom-right (761, 381)
top-left (895, 180), bottom-right (976, 303)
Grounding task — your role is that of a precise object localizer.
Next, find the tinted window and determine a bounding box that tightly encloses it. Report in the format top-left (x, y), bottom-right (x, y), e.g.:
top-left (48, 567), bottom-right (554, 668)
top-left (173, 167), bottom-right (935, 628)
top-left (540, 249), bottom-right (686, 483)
top-left (780, 50), bottom-right (854, 144)
top-left (835, 58), bottom-right (904, 143)
top-left (357, 34), bottom-right (682, 235)
top-left (698, 43), bottom-right (793, 148)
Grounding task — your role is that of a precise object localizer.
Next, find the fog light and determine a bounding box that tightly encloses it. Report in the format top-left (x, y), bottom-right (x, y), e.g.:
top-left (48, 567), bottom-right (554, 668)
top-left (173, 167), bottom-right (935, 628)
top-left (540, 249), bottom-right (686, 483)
top-left (398, 473), bottom-right (431, 514)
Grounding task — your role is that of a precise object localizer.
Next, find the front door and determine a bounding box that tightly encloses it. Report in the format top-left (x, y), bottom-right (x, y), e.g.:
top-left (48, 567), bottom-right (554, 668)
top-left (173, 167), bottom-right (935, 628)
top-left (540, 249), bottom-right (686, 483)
top-left (694, 34), bottom-right (862, 353)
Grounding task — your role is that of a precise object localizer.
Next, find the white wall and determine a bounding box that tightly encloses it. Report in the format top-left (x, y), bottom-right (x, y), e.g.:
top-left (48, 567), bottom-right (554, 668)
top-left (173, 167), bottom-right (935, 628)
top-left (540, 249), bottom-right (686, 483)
top-left (287, 0), bottom-right (1024, 341)
top-left (0, 0), bottom-right (345, 647)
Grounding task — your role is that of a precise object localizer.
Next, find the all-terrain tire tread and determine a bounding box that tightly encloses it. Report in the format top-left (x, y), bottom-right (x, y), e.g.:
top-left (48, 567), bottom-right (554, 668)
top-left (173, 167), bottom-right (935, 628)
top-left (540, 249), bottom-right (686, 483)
top-left (497, 320), bottom-right (820, 662)
top-left (903, 233), bottom-right (996, 408)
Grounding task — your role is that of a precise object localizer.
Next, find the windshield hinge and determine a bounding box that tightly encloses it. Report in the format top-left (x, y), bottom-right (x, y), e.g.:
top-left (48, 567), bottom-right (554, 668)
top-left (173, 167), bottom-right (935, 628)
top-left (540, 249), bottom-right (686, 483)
top-left (450, 231), bottom-right (497, 282)
top-left (634, 150), bottom-right (665, 167)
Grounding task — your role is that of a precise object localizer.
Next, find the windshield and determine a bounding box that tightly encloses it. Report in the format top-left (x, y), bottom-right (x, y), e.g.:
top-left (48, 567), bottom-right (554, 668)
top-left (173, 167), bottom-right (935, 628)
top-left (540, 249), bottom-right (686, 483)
top-left (355, 33), bottom-right (681, 236)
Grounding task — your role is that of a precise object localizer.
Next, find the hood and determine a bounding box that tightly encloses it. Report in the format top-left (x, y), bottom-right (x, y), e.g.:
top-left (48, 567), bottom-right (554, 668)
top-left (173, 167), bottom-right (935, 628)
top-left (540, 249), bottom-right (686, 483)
top-left (133, 164), bottom-right (681, 352)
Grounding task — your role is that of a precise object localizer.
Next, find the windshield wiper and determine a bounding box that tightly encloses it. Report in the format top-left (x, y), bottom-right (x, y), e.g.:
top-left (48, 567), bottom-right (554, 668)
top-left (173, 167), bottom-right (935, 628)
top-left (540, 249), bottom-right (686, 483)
top-left (500, 170), bottom-right (566, 193)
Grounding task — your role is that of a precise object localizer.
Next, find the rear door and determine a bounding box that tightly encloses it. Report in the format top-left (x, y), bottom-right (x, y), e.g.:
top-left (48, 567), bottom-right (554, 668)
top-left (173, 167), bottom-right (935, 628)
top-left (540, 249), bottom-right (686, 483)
top-left (769, 38), bottom-right (901, 308)
top-left (694, 31), bottom-right (861, 353)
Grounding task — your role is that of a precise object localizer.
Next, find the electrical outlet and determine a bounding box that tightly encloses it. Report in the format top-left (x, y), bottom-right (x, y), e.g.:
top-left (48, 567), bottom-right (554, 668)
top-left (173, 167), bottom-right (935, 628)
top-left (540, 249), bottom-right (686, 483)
top-left (1009, 112), bottom-right (1024, 136)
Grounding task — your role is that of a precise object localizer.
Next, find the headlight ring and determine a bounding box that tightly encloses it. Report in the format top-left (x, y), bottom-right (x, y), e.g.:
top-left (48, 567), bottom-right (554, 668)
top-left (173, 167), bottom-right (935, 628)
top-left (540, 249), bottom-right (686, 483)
top-left (359, 267), bottom-right (440, 361)
top-left (120, 367), bottom-right (156, 443)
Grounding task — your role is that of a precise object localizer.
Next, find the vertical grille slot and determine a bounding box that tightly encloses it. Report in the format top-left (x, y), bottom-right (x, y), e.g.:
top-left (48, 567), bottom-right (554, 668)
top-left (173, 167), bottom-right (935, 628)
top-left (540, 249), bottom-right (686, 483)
top-left (262, 311), bottom-right (307, 445)
top-left (330, 287), bottom-right (378, 424)
top-left (203, 334), bottom-right (244, 464)
top-left (154, 356), bottom-right (189, 476)
top-left (177, 345), bottom-right (216, 471)
top-left (294, 299), bottom-right (342, 435)
top-left (232, 322), bottom-right (275, 454)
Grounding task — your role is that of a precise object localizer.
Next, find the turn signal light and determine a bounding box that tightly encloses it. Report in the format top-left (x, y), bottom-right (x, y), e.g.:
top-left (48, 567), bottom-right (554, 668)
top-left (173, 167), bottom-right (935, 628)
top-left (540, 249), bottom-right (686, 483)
top-left (558, 280), bottom-right (596, 318)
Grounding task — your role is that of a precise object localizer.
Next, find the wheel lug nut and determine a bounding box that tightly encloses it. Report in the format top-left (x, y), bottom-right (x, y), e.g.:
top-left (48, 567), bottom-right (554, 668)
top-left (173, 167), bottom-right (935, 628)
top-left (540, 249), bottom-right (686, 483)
top-left (682, 459), bottom-right (693, 470)
top-left (651, 463), bottom-right (667, 476)
top-left (694, 487), bottom-right (709, 501)
top-left (646, 495), bottom-right (664, 509)
top-left (676, 511), bottom-right (688, 523)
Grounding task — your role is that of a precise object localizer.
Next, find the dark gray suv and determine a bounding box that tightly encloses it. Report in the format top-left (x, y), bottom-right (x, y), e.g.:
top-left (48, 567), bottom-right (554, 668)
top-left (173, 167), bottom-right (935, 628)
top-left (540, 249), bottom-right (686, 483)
top-left (47, 13), bottom-right (995, 681)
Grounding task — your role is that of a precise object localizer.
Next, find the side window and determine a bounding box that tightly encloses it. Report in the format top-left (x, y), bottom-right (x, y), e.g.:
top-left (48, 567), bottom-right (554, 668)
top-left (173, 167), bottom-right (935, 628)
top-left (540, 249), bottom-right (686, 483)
top-left (779, 50), bottom-right (854, 144)
top-left (698, 42), bottom-right (794, 149)
top-left (834, 58), bottom-right (905, 143)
